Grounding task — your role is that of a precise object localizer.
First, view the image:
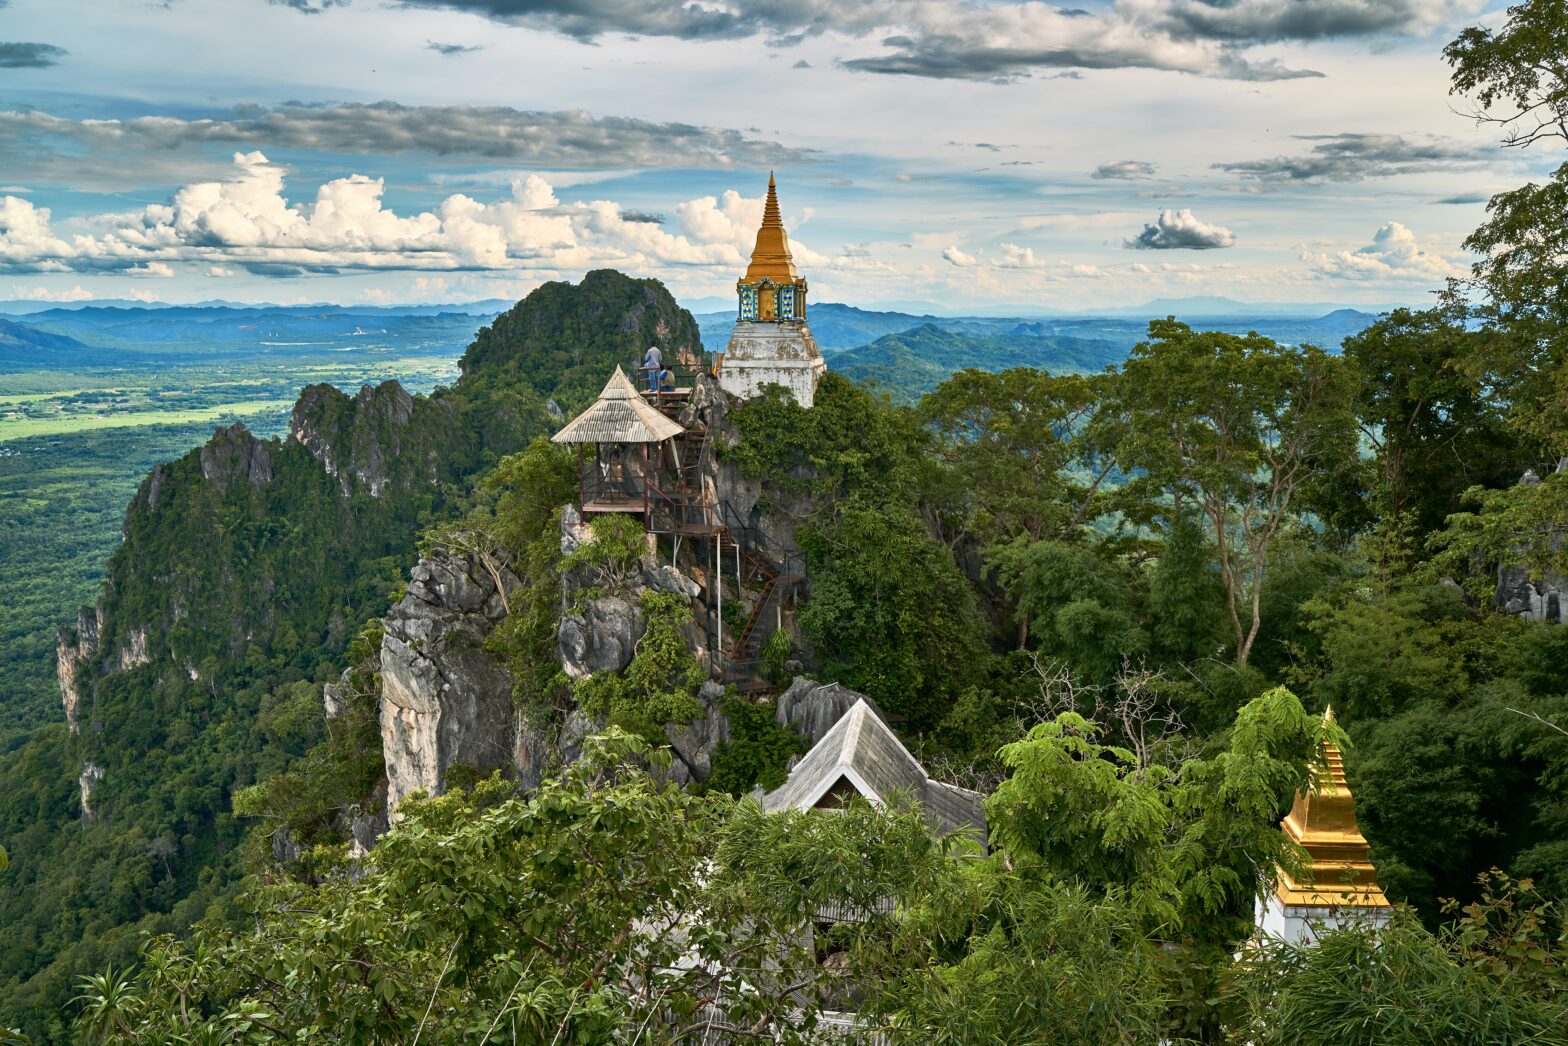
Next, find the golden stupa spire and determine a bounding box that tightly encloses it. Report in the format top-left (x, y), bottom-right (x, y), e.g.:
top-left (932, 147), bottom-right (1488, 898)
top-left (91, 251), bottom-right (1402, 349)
top-left (744, 171), bottom-right (800, 282)
top-left (1275, 707), bottom-right (1390, 909)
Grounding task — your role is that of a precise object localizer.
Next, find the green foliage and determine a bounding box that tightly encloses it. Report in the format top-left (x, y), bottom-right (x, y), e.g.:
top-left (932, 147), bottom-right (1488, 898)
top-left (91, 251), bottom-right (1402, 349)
top-left (459, 269), bottom-right (704, 417)
top-left (573, 591), bottom-right (705, 741)
top-left (990, 539), bottom-right (1147, 682)
top-left (1147, 510), bottom-right (1229, 663)
top-left (988, 687), bottom-right (1326, 944)
top-left (919, 366), bottom-right (1108, 548)
top-left (862, 863), bottom-right (1165, 1045)
top-left (481, 436), bottom-right (577, 712)
top-left (1108, 319), bottom-right (1357, 666)
top-left (798, 502), bottom-right (987, 730)
top-left (701, 692), bottom-right (805, 797)
top-left (1341, 307), bottom-right (1519, 537)
top-left (1228, 879), bottom-right (1568, 1046)
top-left (560, 512), bottom-right (645, 596)
top-left (71, 733), bottom-right (941, 1045)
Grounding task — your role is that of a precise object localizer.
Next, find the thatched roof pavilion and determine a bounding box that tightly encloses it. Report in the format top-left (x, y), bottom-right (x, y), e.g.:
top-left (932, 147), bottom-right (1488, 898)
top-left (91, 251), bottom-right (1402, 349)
top-left (551, 366), bottom-right (684, 445)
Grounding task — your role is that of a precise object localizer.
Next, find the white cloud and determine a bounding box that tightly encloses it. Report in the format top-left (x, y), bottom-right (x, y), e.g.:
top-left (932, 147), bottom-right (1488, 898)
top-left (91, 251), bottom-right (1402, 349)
top-left (1126, 208), bottom-right (1235, 250)
top-left (942, 245), bottom-right (978, 267)
top-left (996, 242), bottom-right (1047, 268)
top-left (0, 153), bottom-right (809, 278)
top-left (1305, 221), bottom-right (1460, 280)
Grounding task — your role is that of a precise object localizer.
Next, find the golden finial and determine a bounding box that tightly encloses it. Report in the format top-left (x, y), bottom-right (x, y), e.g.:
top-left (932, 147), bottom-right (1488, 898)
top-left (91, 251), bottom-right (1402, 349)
top-left (745, 172), bottom-right (797, 281)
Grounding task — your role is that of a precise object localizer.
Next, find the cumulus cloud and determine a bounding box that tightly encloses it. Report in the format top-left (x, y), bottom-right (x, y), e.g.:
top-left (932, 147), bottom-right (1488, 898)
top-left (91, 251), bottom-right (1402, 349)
top-left (0, 152), bottom-right (858, 280)
top-left (1126, 208), bottom-right (1235, 250)
top-left (395, 0), bottom-right (1461, 82)
top-left (1093, 160), bottom-right (1158, 180)
top-left (0, 42), bottom-right (67, 68)
top-left (942, 245), bottom-right (979, 267)
top-left (1215, 133), bottom-right (1491, 182)
top-left (426, 40), bottom-right (483, 55)
top-left (996, 242), bottom-right (1047, 268)
top-left (1305, 221), bottom-right (1459, 280)
top-left (0, 103), bottom-right (807, 190)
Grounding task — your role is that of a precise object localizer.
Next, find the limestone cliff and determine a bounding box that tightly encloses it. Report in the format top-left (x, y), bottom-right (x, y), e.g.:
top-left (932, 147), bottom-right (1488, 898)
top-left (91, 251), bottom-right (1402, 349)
top-left (55, 607), bottom-right (101, 734)
top-left (379, 548), bottom-right (523, 812)
top-left (290, 380), bottom-right (453, 498)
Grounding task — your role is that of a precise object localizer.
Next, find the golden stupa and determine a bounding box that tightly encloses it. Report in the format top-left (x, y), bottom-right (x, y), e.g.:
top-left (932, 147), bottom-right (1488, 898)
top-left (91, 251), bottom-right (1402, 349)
top-left (736, 173), bottom-right (807, 323)
top-left (1274, 708), bottom-right (1390, 910)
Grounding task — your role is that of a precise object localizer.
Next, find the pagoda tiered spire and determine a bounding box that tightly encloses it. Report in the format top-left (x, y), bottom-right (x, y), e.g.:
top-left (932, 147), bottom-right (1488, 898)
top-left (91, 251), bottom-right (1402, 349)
top-left (1274, 707), bottom-right (1390, 910)
top-left (743, 172), bottom-right (801, 283)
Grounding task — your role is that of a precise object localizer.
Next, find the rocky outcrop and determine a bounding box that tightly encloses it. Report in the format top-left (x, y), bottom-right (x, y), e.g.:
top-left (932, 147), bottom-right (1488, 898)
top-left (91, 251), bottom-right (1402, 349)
top-left (117, 625), bottom-right (151, 671)
top-left (1495, 467), bottom-right (1568, 622)
top-left (665, 682), bottom-right (732, 785)
top-left (56, 606), bottom-right (101, 733)
top-left (379, 547), bottom-right (521, 813)
top-left (79, 762), bottom-right (104, 821)
top-left (558, 596), bottom-right (644, 681)
top-left (290, 379), bottom-right (448, 498)
top-left (199, 423), bottom-right (273, 491)
top-left (774, 677), bottom-right (881, 746)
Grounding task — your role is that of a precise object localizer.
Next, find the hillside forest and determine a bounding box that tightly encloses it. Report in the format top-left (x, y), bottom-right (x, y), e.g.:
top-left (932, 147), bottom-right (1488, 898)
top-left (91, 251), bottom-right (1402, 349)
top-left (4, 2), bottom-right (1568, 1042)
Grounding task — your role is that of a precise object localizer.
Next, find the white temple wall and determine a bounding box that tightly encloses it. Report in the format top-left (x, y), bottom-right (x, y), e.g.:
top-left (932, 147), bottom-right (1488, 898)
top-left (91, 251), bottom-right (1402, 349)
top-left (1255, 894), bottom-right (1393, 946)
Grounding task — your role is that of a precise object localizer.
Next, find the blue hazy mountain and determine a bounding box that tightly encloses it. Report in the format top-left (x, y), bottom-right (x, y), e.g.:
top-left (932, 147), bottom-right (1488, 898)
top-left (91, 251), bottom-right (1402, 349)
top-left (829, 324), bottom-right (1127, 402)
top-left (0, 318), bottom-right (117, 370)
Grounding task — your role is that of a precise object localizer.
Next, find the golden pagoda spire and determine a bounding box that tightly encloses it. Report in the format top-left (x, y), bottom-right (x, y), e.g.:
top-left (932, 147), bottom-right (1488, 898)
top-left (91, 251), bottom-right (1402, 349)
top-left (1274, 707), bottom-right (1390, 910)
top-left (744, 171), bottom-right (799, 282)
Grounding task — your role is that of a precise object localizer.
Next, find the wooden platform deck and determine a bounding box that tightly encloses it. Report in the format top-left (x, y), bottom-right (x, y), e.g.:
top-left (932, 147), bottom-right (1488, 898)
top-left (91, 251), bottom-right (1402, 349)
top-left (581, 496), bottom-right (644, 513)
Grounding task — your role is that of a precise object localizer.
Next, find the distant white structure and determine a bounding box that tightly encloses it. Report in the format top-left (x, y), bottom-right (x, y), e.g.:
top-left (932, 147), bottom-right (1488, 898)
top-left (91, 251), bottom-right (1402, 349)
top-left (718, 174), bottom-right (826, 408)
top-left (1257, 708), bottom-right (1392, 945)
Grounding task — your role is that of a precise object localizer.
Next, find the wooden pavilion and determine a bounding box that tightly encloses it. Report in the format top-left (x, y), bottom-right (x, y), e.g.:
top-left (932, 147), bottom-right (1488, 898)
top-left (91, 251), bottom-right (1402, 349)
top-left (551, 366), bottom-right (685, 515)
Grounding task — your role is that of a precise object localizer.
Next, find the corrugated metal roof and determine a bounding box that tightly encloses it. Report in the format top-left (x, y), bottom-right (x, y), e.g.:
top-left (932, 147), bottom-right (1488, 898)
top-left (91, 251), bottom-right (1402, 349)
top-left (551, 366), bottom-right (685, 444)
top-left (760, 698), bottom-right (987, 845)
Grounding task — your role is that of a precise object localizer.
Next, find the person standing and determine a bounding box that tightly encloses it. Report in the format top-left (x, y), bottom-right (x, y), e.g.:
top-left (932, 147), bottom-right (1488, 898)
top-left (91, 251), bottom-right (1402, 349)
top-left (642, 344), bottom-right (662, 391)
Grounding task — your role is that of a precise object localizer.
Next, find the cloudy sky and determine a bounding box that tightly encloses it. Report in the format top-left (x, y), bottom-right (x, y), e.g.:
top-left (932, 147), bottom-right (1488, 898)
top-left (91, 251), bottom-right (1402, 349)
top-left (0, 0), bottom-right (1545, 310)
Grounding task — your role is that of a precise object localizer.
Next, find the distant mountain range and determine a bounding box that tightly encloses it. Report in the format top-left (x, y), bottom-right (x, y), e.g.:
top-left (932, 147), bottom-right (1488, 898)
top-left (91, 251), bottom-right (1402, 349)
top-left (831, 324), bottom-right (1127, 402)
top-left (0, 299), bottom-right (515, 318)
top-left (0, 318), bottom-right (116, 370)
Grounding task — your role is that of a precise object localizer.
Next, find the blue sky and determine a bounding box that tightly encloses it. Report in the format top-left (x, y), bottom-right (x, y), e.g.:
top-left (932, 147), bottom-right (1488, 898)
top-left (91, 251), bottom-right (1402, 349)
top-left (0, 0), bottom-right (1545, 309)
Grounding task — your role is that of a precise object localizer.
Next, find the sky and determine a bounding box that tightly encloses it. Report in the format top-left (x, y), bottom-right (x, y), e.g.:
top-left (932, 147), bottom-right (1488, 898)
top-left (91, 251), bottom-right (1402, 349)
top-left (0, 0), bottom-right (1548, 311)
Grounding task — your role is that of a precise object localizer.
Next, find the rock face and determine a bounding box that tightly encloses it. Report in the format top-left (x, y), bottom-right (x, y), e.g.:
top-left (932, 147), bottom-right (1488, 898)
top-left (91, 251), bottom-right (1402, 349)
top-left (199, 423), bottom-right (273, 491)
top-left (665, 682), bottom-right (733, 785)
top-left (57, 606), bottom-right (101, 733)
top-left (290, 379), bottom-right (446, 498)
top-left (78, 763), bottom-right (104, 821)
top-left (1496, 566), bottom-right (1568, 622)
top-left (1495, 467), bottom-right (1568, 622)
top-left (379, 548), bottom-right (521, 813)
top-left (774, 677), bottom-right (880, 746)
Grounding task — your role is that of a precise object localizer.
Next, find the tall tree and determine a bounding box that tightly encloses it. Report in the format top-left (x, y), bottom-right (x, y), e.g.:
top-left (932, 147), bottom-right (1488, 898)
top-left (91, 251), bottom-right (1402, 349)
top-left (1107, 320), bottom-right (1356, 666)
top-left (1341, 307), bottom-right (1519, 539)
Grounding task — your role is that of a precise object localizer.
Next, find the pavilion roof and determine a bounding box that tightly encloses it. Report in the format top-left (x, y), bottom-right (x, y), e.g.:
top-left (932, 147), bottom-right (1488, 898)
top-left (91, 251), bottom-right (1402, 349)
top-left (551, 366), bottom-right (685, 444)
top-left (760, 698), bottom-right (987, 845)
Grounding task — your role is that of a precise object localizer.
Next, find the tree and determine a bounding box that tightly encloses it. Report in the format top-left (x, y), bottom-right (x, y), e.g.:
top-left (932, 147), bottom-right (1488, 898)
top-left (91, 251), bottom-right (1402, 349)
top-left (986, 685), bottom-right (1329, 944)
top-left (1227, 872), bottom-right (1568, 1045)
top-left (919, 367), bottom-right (1111, 549)
top-left (1447, 0), bottom-right (1568, 150)
top-left (1108, 321), bottom-right (1356, 666)
top-left (1341, 307), bottom-right (1520, 539)
top-left (75, 732), bottom-right (935, 1045)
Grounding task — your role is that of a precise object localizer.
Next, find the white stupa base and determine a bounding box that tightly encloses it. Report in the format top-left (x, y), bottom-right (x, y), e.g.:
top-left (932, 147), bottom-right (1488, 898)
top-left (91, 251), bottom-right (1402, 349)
top-left (719, 323), bottom-right (826, 407)
top-left (1255, 893), bottom-right (1392, 946)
